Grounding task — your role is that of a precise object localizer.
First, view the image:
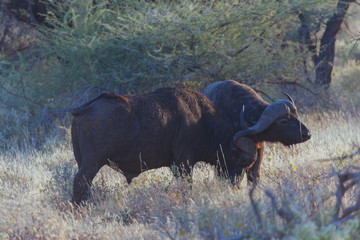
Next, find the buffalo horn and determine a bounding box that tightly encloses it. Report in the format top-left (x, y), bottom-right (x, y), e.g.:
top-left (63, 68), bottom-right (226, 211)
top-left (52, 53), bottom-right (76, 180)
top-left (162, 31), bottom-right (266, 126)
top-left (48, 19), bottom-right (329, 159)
top-left (233, 101), bottom-right (292, 140)
top-left (282, 92), bottom-right (295, 105)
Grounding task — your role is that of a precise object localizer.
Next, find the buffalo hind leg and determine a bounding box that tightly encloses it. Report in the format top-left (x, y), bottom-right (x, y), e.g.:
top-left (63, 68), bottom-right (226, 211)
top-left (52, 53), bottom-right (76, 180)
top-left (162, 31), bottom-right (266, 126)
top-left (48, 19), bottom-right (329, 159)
top-left (73, 166), bottom-right (101, 205)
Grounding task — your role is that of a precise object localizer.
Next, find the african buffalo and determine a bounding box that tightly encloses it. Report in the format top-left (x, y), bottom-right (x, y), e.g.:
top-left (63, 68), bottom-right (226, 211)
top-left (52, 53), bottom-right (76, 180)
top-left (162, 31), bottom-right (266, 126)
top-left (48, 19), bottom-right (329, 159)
top-left (71, 88), bottom-right (258, 204)
top-left (202, 80), bottom-right (311, 183)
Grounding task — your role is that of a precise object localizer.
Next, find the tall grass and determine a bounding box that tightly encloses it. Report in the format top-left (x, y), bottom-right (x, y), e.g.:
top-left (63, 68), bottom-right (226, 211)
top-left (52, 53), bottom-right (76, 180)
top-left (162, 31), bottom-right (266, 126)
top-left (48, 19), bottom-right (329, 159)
top-left (1, 111), bottom-right (360, 239)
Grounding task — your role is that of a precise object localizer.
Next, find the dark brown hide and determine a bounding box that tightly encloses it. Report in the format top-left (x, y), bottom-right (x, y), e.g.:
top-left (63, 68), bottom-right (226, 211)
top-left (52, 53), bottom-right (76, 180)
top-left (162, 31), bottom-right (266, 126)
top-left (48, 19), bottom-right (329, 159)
top-left (71, 88), bottom-right (252, 204)
top-left (202, 80), bottom-right (311, 183)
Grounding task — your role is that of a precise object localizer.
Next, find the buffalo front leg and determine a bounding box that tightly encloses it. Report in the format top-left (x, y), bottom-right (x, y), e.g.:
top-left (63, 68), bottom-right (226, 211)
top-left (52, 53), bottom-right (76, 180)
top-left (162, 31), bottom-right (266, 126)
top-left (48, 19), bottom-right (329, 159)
top-left (72, 166), bottom-right (101, 205)
top-left (246, 142), bottom-right (264, 184)
top-left (230, 169), bottom-right (245, 185)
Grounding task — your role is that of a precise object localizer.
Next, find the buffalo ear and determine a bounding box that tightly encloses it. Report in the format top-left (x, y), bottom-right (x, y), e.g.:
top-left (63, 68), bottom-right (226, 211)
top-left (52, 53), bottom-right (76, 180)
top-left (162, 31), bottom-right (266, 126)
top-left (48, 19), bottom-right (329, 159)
top-left (234, 137), bottom-right (257, 157)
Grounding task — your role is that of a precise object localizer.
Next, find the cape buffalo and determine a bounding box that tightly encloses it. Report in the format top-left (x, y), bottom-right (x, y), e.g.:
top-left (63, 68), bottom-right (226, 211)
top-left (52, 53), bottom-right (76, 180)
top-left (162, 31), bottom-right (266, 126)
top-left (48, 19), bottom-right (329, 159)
top-left (202, 80), bottom-right (311, 183)
top-left (71, 88), bottom-right (258, 204)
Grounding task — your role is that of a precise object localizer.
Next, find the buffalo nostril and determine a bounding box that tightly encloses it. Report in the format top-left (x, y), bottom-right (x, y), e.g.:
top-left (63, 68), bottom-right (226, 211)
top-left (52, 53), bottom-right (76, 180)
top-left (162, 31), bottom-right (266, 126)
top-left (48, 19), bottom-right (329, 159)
top-left (302, 131), bottom-right (311, 140)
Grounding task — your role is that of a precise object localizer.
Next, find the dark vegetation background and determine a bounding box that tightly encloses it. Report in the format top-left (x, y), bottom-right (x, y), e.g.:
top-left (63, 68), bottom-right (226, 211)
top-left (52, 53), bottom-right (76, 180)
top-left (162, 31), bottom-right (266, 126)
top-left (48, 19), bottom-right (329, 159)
top-left (0, 0), bottom-right (359, 148)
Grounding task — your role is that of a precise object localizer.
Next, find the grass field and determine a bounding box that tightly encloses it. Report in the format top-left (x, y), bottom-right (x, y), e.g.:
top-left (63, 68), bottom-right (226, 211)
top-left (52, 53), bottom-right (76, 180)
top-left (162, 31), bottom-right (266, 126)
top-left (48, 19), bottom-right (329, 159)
top-left (1, 109), bottom-right (360, 239)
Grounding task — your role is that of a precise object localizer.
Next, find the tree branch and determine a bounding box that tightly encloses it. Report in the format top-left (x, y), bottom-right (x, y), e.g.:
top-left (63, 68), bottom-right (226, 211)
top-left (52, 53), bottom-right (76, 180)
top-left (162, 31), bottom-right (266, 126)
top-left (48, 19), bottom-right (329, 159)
top-left (315, 0), bottom-right (355, 85)
top-left (316, 147), bottom-right (360, 162)
top-left (332, 167), bottom-right (360, 221)
top-left (265, 80), bottom-right (327, 102)
top-left (253, 88), bottom-right (276, 102)
top-left (265, 189), bottom-right (295, 222)
top-left (0, 82), bottom-right (45, 107)
top-left (249, 186), bottom-right (262, 227)
top-left (298, 13), bottom-right (319, 65)
top-left (212, 28), bottom-right (267, 77)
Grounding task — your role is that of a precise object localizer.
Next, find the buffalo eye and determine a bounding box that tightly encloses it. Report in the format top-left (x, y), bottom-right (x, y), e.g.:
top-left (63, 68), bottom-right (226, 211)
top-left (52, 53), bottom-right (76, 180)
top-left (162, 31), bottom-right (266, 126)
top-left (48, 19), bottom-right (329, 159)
top-left (278, 118), bottom-right (289, 126)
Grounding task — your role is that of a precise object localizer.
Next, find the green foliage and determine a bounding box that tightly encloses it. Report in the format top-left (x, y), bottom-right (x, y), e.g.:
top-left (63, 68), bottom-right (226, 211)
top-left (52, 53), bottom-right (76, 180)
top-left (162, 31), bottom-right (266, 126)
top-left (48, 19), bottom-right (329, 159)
top-left (35, 0), bottom-right (339, 98)
top-left (0, 0), bottom-right (345, 145)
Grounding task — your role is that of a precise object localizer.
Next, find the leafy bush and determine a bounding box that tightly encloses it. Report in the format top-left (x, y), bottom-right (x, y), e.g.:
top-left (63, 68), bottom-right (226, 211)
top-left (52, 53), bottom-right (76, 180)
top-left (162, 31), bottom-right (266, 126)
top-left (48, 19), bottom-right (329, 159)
top-left (0, 0), bottom-right (343, 146)
top-left (34, 0), bottom-right (339, 101)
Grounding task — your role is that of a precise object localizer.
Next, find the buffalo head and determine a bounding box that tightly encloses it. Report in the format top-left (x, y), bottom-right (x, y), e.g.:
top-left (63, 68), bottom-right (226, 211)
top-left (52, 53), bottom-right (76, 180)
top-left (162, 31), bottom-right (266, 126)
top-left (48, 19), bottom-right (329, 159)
top-left (234, 93), bottom-right (311, 146)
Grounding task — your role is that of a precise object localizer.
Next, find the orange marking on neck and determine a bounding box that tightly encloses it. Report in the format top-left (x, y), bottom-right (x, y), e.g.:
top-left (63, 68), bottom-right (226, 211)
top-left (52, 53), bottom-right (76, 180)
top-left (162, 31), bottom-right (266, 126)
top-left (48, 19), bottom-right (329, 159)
top-left (256, 142), bottom-right (264, 149)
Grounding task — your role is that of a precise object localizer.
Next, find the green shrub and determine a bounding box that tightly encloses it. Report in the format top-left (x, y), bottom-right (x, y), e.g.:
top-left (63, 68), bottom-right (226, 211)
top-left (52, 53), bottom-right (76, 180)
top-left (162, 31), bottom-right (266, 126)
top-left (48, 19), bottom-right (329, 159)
top-left (36, 0), bottom-right (338, 99)
top-left (0, 0), bottom-right (341, 145)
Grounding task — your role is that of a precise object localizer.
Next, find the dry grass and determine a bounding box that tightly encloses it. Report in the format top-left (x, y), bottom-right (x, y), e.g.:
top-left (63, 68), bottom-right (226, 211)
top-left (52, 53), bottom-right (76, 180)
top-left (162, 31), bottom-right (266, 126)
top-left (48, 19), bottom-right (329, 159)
top-left (1, 110), bottom-right (360, 239)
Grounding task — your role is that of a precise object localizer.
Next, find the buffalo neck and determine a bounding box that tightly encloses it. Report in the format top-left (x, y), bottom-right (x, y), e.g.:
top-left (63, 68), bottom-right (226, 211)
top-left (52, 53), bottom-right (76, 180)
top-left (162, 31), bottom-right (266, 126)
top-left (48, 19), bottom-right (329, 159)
top-left (203, 114), bottom-right (235, 167)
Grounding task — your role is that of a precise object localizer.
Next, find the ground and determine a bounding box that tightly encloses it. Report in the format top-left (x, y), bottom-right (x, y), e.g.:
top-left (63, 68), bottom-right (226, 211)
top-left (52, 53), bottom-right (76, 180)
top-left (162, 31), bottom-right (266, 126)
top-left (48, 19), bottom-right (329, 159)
top-left (1, 110), bottom-right (360, 239)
